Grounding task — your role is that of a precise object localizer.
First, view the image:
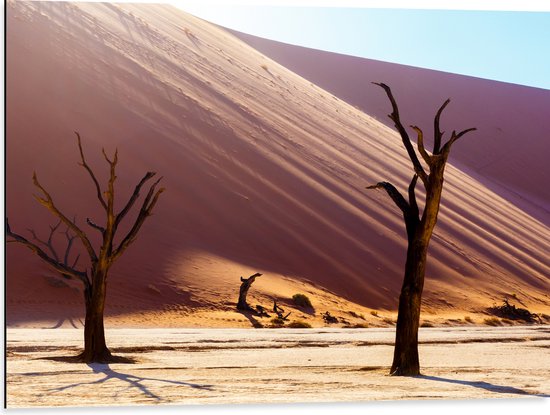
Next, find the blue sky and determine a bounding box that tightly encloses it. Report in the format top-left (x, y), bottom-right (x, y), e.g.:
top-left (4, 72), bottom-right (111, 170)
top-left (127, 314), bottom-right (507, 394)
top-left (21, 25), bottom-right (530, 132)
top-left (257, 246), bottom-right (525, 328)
top-left (170, 1), bottom-right (550, 90)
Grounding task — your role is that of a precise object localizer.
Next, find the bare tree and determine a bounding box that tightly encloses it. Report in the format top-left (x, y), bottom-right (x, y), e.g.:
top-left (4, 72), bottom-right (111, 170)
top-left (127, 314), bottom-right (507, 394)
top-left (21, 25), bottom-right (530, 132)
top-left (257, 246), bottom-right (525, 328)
top-left (367, 83), bottom-right (476, 375)
top-left (237, 272), bottom-right (262, 311)
top-left (6, 132), bottom-right (164, 363)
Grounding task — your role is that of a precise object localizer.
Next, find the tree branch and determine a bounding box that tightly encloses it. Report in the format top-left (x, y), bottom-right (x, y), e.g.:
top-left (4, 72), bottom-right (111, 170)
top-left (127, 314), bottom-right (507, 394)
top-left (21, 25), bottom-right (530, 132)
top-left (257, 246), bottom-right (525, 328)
top-left (367, 178), bottom-right (420, 242)
top-left (86, 218), bottom-right (105, 234)
top-left (75, 132), bottom-right (107, 211)
top-left (71, 253), bottom-right (81, 269)
top-left (408, 175), bottom-right (419, 219)
top-left (102, 147), bottom-right (118, 217)
top-left (241, 272), bottom-right (262, 282)
top-left (367, 181), bottom-right (410, 215)
top-left (63, 229), bottom-right (77, 267)
top-left (26, 220), bottom-right (81, 278)
top-left (6, 219), bottom-right (89, 287)
top-left (27, 220), bottom-right (62, 261)
top-left (373, 82), bottom-right (428, 186)
top-left (433, 99), bottom-right (450, 154)
top-left (32, 172), bottom-right (98, 263)
top-left (111, 178), bottom-right (164, 262)
top-left (115, 172), bottom-right (156, 227)
top-left (410, 125), bottom-right (432, 166)
top-left (441, 127), bottom-right (477, 155)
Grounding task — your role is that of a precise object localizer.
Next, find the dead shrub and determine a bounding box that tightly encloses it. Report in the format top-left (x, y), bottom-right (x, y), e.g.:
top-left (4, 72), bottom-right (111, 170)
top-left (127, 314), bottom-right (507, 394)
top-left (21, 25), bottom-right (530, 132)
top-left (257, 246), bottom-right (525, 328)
top-left (487, 298), bottom-right (539, 323)
top-left (343, 323), bottom-right (369, 329)
top-left (287, 320), bottom-right (312, 328)
top-left (292, 293), bottom-right (313, 309)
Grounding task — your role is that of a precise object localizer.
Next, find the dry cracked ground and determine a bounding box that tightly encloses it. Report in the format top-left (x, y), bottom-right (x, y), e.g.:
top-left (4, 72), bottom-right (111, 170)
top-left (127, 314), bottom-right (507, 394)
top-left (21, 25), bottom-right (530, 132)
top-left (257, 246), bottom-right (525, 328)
top-left (6, 326), bottom-right (550, 408)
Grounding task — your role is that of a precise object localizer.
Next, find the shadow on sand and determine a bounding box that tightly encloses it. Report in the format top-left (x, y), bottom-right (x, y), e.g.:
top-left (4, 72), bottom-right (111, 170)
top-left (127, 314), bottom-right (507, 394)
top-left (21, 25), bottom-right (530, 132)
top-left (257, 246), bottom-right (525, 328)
top-left (47, 317), bottom-right (83, 329)
top-left (47, 363), bottom-right (214, 401)
top-left (237, 310), bottom-right (265, 328)
top-left (419, 375), bottom-right (550, 398)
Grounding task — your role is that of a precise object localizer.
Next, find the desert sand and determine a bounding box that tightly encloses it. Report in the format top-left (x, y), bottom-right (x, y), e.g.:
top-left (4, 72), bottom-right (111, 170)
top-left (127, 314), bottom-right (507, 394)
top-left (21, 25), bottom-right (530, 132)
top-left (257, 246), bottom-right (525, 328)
top-left (5, 0), bottom-right (550, 329)
top-left (6, 326), bottom-right (550, 407)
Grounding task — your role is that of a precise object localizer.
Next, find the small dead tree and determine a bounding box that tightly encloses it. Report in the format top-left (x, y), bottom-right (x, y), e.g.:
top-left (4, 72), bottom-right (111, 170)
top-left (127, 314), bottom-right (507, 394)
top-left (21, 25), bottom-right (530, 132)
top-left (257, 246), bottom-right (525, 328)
top-left (7, 132), bottom-right (164, 363)
top-left (273, 300), bottom-right (291, 320)
top-left (367, 83), bottom-right (476, 376)
top-left (237, 272), bottom-right (262, 311)
top-left (322, 311), bottom-right (338, 324)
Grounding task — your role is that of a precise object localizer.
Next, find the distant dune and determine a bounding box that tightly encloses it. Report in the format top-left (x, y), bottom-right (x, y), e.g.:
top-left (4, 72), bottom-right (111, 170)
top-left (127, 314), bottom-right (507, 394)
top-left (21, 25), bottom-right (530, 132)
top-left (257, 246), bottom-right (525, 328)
top-left (6, 1), bottom-right (550, 326)
top-left (231, 29), bottom-right (550, 219)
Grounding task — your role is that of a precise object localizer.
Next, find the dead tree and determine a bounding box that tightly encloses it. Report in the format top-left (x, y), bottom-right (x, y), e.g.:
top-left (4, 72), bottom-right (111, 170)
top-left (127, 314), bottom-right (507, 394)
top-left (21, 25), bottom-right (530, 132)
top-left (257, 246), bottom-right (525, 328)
top-left (488, 298), bottom-right (539, 323)
top-left (6, 132), bottom-right (164, 363)
top-left (237, 272), bottom-right (262, 311)
top-left (322, 311), bottom-right (338, 324)
top-left (273, 300), bottom-right (291, 320)
top-left (367, 83), bottom-right (476, 376)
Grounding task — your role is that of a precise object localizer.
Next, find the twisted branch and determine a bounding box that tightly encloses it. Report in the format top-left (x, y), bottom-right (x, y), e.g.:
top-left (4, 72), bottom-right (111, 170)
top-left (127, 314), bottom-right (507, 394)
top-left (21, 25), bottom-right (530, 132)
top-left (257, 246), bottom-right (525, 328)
top-left (433, 99), bottom-right (450, 154)
top-left (86, 218), bottom-right (105, 234)
top-left (367, 176), bottom-right (420, 241)
top-left (367, 181), bottom-right (410, 215)
top-left (410, 125), bottom-right (431, 166)
top-left (32, 172), bottom-right (98, 263)
top-left (408, 175), bottom-right (419, 219)
top-left (372, 82), bottom-right (428, 186)
top-left (111, 177), bottom-right (164, 262)
top-left (102, 147), bottom-right (118, 217)
top-left (115, 172), bottom-right (156, 227)
top-left (441, 127), bottom-right (477, 155)
top-left (7, 219), bottom-right (89, 287)
top-left (27, 220), bottom-right (62, 261)
top-left (75, 132), bottom-right (107, 211)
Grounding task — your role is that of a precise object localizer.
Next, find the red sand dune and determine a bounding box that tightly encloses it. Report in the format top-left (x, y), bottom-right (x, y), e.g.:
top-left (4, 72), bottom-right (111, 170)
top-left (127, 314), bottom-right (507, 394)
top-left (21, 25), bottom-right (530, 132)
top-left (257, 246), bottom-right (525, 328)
top-left (6, 1), bottom-right (550, 325)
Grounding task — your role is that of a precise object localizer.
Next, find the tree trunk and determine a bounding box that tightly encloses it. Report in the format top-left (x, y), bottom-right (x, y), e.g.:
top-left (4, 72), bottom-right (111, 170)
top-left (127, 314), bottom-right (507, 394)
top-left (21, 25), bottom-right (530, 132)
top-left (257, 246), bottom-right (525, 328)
top-left (78, 270), bottom-right (112, 363)
top-left (368, 82), bottom-right (476, 376)
top-left (237, 274), bottom-right (261, 311)
top-left (390, 239), bottom-right (428, 375)
top-left (391, 175), bottom-right (443, 376)
top-left (237, 280), bottom-right (253, 310)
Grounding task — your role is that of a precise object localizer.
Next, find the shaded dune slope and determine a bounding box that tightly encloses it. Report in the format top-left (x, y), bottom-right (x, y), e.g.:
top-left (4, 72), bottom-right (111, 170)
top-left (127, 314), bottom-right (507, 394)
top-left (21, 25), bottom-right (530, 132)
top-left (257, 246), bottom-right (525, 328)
top-left (6, 1), bottom-right (550, 323)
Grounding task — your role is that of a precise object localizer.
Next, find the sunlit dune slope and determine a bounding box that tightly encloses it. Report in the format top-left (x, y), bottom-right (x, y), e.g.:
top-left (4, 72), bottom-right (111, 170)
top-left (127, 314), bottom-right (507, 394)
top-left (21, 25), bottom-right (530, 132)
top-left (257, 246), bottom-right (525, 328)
top-left (6, 1), bottom-right (550, 325)
top-left (231, 30), bottom-right (550, 219)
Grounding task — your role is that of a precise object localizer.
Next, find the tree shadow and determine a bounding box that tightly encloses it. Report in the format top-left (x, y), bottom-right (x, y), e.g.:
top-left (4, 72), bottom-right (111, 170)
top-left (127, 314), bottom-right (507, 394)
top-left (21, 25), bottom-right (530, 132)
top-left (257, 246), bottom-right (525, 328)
top-left (418, 375), bottom-right (550, 397)
top-left (41, 354), bottom-right (136, 364)
top-left (297, 306), bottom-right (316, 316)
top-left (47, 363), bottom-right (215, 402)
top-left (47, 317), bottom-right (83, 329)
top-left (237, 310), bottom-right (265, 328)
